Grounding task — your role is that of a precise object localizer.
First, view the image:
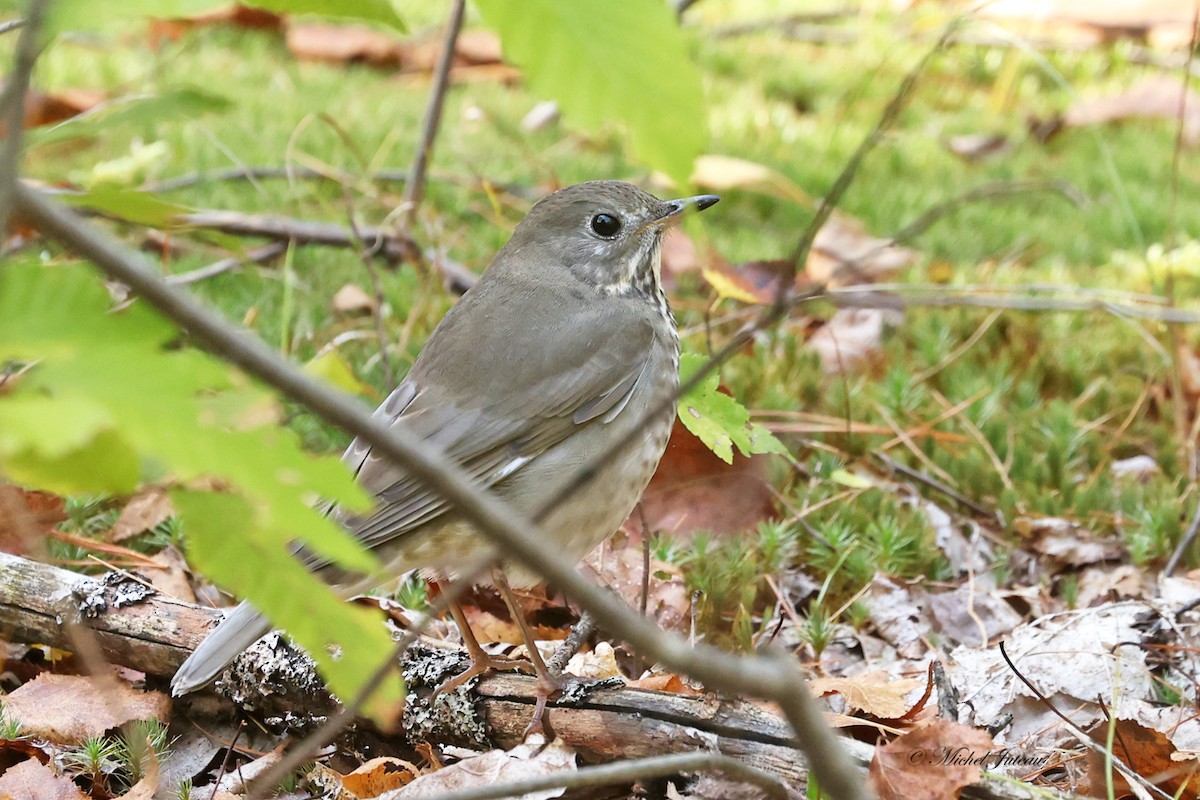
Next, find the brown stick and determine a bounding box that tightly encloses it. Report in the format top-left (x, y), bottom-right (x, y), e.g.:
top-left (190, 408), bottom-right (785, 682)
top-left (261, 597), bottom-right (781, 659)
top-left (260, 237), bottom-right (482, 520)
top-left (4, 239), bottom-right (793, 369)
top-left (177, 210), bottom-right (415, 262)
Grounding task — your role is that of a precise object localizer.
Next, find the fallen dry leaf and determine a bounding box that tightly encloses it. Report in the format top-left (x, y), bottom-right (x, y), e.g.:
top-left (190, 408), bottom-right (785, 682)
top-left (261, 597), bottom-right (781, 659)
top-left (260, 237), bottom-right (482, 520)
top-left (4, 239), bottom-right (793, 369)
top-left (869, 719), bottom-right (995, 800)
top-left (386, 737), bottom-right (575, 799)
top-left (0, 89), bottom-right (104, 136)
top-left (864, 575), bottom-right (928, 660)
top-left (1074, 564), bottom-right (1147, 607)
top-left (583, 531), bottom-right (690, 633)
top-left (0, 485), bottom-right (65, 555)
top-left (0, 758), bottom-right (87, 800)
top-left (4, 673), bottom-right (170, 745)
top-left (286, 23), bottom-right (403, 68)
top-left (689, 155), bottom-right (810, 204)
top-left (340, 757), bottom-right (420, 798)
top-left (333, 283), bottom-right (378, 315)
top-left (1065, 76), bottom-right (1200, 146)
top-left (563, 641), bottom-right (622, 680)
top-left (807, 211), bottom-right (918, 285)
top-left (1084, 718), bottom-right (1197, 799)
top-left (635, 418), bottom-right (778, 538)
top-left (927, 578), bottom-right (1022, 647)
top-left (143, 545), bottom-right (197, 603)
top-left (973, 0), bottom-right (1197, 47)
top-left (810, 670), bottom-right (927, 720)
top-left (626, 672), bottom-right (705, 696)
top-left (148, 4), bottom-right (282, 46)
top-left (945, 133), bottom-right (1009, 162)
top-left (807, 308), bottom-right (886, 374)
top-left (108, 487), bottom-right (174, 542)
top-left (1022, 517), bottom-right (1123, 569)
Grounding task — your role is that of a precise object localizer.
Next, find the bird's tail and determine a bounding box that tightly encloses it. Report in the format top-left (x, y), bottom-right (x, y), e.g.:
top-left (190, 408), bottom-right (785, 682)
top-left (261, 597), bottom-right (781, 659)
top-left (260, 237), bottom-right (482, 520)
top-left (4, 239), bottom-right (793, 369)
top-left (171, 600), bottom-right (271, 696)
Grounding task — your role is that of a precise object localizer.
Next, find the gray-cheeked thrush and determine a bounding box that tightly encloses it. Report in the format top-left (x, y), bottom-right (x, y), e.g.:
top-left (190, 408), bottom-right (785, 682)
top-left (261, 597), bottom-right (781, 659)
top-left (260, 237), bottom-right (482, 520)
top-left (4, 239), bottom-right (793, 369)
top-left (171, 181), bottom-right (720, 715)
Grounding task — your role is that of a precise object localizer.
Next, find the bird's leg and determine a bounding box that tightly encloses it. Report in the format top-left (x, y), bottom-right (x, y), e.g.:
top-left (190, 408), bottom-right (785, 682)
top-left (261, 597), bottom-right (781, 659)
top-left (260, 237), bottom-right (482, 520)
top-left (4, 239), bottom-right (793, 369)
top-left (432, 579), bottom-right (534, 697)
top-left (493, 570), bottom-right (562, 738)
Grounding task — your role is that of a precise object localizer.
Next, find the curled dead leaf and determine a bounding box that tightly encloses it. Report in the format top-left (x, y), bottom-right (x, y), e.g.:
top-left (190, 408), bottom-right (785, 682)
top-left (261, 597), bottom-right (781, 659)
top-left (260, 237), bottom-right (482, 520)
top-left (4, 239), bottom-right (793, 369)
top-left (810, 670), bottom-right (927, 720)
top-left (868, 719), bottom-right (995, 800)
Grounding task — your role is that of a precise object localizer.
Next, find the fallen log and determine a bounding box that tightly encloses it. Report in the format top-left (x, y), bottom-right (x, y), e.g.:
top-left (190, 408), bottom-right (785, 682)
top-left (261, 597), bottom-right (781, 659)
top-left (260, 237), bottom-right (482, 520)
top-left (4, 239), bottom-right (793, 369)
top-left (0, 551), bottom-right (1071, 800)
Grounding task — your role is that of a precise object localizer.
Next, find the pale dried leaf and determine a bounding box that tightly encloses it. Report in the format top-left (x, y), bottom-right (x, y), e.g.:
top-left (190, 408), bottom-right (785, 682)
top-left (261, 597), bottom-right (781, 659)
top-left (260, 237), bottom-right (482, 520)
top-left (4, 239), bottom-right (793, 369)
top-left (583, 533), bottom-right (690, 633)
top-left (951, 602), bottom-right (1165, 751)
top-left (807, 309), bottom-right (885, 374)
top-left (689, 155), bottom-right (809, 204)
top-left (927, 579), bottom-right (1022, 647)
top-left (4, 674), bottom-right (170, 745)
top-left (563, 641), bottom-right (621, 680)
top-left (810, 670), bottom-right (926, 719)
top-left (143, 545), bottom-right (196, 603)
top-left (945, 133), bottom-right (1008, 162)
top-left (1075, 564), bottom-right (1146, 607)
top-left (808, 212), bottom-right (918, 284)
top-left (108, 488), bottom-right (174, 542)
top-left (1111, 454), bottom-right (1159, 481)
top-left (0, 759), bottom-right (87, 800)
top-left (864, 576), bottom-right (928, 660)
top-left (286, 23), bottom-right (402, 68)
top-left (1065, 76), bottom-right (1200, 145)
top-left (520, 100), bottom-right (560, 132)
top-left (385, 738), bottom-right (575, 799)
top-left (332, 283), bottom-right (377, 315)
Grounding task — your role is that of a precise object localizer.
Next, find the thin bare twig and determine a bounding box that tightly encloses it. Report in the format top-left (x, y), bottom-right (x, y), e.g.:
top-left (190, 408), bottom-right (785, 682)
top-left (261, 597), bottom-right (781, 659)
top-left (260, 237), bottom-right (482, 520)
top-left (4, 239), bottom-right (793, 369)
top-left (546, 611), bottom-right (596, 677)
top-left (391, 751), bottom-right (791, 800)
top-left (887, 180), bottom-right (1084, 247)
top-left (0, 18), bottom-right (25, 35)
top-left (828, 283), bottom-right (1200, 323)
top-left (1164, 502), bottom-right (1200, 577)
top-left (0, 0), bottom-right (46, 227)
top-left (145, 165), bottom-right (410, 194)
top-left (165, 242), bottom-right (287, 286)
top-left (399, 0), bottom-right (465, 229)
top-left (875, 452), bottom-right (996, 519)
top-left (177, 210), bottom-right (415, 261)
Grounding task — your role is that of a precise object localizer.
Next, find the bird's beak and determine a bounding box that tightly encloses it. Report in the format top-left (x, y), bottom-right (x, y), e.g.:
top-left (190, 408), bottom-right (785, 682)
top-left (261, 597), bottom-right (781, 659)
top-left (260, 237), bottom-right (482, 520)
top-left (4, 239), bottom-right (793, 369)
top-left (654, 194), bottom-right (720, 227)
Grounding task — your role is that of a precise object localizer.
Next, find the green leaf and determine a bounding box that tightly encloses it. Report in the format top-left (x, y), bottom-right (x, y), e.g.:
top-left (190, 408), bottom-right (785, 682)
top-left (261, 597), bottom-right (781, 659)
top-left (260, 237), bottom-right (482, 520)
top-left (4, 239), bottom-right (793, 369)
top-left (305, 349), bottom-right (376, 398)
top-left (677, 353), bottom-right (788, 464)
top-left (61, 188), bottom-right (188, 228)
top-left (0, 262), bottom-right (405, 721)
top-left (474, 0), bottom-right (706, 185)
top-left (174, 490), bottom-right (405, 721)
top-left (3, 428), bottom-right (141, 495)
top-left (42, 0), bottom-right (403, 35)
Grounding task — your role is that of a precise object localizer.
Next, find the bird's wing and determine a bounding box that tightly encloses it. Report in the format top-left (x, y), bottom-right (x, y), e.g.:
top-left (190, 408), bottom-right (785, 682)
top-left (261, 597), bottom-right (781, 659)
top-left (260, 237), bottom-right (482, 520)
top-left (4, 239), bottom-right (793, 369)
top-left (338, 298), bottom-right (659, 556)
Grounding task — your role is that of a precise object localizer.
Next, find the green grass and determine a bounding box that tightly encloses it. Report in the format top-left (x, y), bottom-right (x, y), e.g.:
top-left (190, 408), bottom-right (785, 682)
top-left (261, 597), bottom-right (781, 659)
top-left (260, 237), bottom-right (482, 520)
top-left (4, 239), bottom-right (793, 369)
top-left (9, 1), bottom-right (1200, 642)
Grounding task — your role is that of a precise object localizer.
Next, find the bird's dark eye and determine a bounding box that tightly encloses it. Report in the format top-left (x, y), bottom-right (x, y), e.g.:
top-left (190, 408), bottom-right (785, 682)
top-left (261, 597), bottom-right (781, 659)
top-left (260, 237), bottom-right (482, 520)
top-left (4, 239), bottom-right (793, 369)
top-left (590, 213), bottom-right (621, 238)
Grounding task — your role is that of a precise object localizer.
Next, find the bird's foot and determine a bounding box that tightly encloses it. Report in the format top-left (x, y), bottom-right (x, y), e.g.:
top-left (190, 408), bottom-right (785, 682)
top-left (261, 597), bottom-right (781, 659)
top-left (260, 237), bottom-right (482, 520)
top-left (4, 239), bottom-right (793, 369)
top-left (522, 673), bottom-right (624, 739)
top-left (432, 652), bottom-right (534, 698)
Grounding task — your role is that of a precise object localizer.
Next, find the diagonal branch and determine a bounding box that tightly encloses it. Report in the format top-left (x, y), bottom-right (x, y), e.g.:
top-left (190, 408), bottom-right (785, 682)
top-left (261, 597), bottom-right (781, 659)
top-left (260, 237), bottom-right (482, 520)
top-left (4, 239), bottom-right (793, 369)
top-left (13, 180), bottom-right (872, 800)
